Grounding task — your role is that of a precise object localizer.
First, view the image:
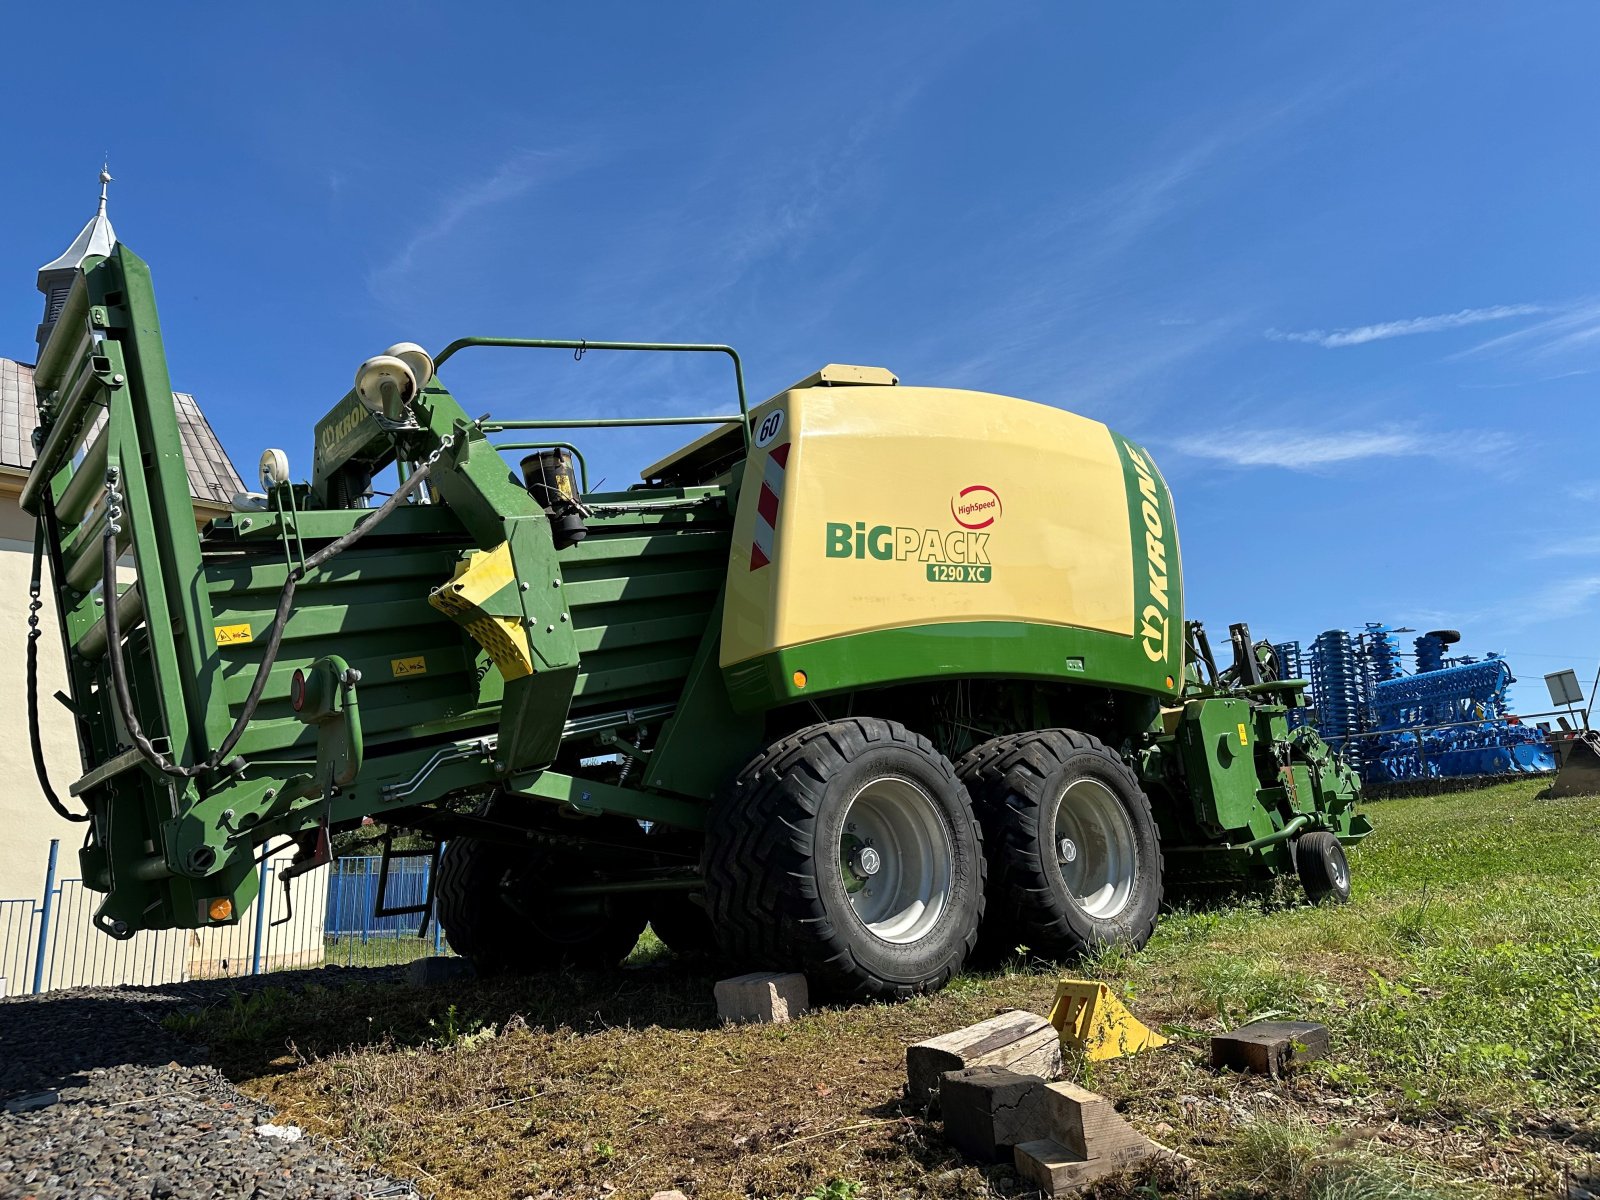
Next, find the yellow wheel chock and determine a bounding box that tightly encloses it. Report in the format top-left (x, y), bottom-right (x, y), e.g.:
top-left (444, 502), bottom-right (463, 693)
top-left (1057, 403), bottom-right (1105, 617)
top-left (1048, 979), bottom-right (1169, 1061)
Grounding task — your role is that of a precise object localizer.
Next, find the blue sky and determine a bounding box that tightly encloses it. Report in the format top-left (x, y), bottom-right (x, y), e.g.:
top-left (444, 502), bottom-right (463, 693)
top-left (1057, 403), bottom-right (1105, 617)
top-left (4, 3), bottom-right (1597, 711)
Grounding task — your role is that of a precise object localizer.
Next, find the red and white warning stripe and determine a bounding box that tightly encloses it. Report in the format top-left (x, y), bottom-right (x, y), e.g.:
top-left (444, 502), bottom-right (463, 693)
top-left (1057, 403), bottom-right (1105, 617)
top-left (750, 441), bottom-right (789, 570)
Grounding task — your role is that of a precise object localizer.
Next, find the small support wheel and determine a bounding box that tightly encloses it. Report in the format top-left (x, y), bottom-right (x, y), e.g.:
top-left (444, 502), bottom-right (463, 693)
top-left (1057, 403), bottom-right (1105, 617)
top-left (1294, 830), bottom-right (1351, 905)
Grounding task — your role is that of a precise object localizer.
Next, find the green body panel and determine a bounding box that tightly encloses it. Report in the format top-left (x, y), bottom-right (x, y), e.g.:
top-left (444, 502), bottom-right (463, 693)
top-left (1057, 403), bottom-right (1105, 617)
top-left (1108, 431), bottom-right (1184, 689)
top-left (1176, 697), bottom-right (1268, 838)
top-left (724, 619), bottom-right (1177, 714)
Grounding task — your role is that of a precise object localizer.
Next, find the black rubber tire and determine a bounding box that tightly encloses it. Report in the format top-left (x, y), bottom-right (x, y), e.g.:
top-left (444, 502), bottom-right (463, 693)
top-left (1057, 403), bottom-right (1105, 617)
top-left (703, 717), bottom-right (985, 1001)
top-left (1294, 831), bottom-right (1351, 905)
top-left (957, 729), bottom-right (1162, 961)
top-left (648, 894), bottom-right (719, 960)
top-left (435, 837), bottom-right (648, 974)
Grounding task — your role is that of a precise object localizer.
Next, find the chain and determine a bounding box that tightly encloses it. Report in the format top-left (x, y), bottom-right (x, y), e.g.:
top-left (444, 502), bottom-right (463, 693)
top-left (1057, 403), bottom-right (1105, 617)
top-left (424, 431), bottom-right (457, 469)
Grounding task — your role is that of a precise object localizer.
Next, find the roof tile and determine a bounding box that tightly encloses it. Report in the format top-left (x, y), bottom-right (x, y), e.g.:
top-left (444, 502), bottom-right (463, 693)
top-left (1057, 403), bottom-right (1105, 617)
top-left (0, 357), bottom-right (242, 501)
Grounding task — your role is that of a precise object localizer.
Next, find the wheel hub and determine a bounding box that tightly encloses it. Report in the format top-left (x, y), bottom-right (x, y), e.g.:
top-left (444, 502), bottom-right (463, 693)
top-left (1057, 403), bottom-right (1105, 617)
top-left (853, 845), bottom-right (883, 877)
top-left (838, 776), bottom-right (955, 945)
top-left (1055, 778), bottom-right (1139, 919)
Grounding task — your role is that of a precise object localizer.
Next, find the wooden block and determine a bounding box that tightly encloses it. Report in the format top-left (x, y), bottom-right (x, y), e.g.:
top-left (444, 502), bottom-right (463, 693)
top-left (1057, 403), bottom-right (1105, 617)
top-left (1039, 1080), bottom-right (1152, 1162)
top-left (1014, 1134), bottom-right (1175, 1197)
top-left (906, 1010), bottom-right (1062, 1108)
top-left (1013, 1138), bottom-right (1126, 1194)
top-left (939, 1066), bottom-right (1052, 1162)
top-left (714, 971), bottom-right (809, 1024)
top-left (1210, 1020), bottom-right (1329, 1077)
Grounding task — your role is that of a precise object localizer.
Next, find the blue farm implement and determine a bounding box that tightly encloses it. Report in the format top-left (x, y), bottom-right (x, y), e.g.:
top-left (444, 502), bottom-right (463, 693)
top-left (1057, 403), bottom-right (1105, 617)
top-left (1288, 627), bottom-right (1555, 788)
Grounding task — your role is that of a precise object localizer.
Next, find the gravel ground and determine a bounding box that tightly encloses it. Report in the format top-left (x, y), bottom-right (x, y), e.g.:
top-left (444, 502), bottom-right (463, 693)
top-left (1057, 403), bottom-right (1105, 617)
top-left (0, 968), bottom-right (418, 1200)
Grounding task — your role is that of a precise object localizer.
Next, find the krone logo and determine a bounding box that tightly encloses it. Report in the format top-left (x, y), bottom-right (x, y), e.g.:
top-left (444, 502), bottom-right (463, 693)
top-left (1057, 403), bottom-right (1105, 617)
top-left (951, 484), bottom-right (1002, 530)
top-left (1123, 446), bottom-right (1171, 664)
top-left (319, 402), bottom-right (368, 454)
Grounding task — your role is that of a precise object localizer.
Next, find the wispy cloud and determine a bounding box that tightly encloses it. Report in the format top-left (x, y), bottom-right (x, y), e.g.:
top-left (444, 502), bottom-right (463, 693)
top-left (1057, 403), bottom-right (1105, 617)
top-left (1453, 299), bottom-right (1600, 363)
top-left (1529, 533), bottom-right (1600, 560)
top-left (1170, 424), bottom-right (1515, 470)
top-left (369, 148), bottom-right (589, 293)
top-left (1496, 574), bottom-right (1600, 629)
top-left (1266, 304), bottom-right (1543, 348)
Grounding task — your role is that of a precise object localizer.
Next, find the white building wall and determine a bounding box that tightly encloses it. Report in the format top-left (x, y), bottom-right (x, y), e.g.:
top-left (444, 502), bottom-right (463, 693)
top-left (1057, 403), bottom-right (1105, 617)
top-left (0, 482), bottom-right (325, 988)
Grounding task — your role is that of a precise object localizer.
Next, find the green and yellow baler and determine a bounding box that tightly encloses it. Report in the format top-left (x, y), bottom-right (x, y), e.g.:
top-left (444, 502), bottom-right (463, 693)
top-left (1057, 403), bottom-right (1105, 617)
top-left (22, 244), bottom-right (1367, 998)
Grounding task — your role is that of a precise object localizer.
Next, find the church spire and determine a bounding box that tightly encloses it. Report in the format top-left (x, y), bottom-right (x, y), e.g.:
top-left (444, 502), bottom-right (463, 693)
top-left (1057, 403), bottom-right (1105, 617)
top-left (36, 165), bottom-right (120, 352)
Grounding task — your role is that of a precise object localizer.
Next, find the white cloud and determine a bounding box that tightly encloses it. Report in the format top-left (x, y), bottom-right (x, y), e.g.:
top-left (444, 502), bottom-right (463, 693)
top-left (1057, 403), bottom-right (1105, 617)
top-left (1454, 300), bottom-right (1600, 363)
top-left (369, 148), bottom-right (587, 293)
top-left (1266, 304), bottom-right (1543, 348)
top-left (1529, 533), bottom-right (1600, 560)
top-left (1171, 425), bottom-right (1514, 470)
top-left (1499, 574), bottom-right (1600, 629)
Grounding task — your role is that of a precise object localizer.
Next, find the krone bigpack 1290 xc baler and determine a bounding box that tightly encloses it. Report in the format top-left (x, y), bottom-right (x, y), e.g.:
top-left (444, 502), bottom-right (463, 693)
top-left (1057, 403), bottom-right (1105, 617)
top-left (22, 245), bottom-right (1367, 998)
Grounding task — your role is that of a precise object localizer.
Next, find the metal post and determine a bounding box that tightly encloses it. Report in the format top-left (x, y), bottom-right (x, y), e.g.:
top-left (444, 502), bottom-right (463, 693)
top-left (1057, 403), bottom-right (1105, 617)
top-left (251, 846), bottom-right (271, 975)
top-left (330, 862), bottom-right (343, 962)
top-left (433, 842), bottom-right (445, 955)
top-left (31, 839), bottom-right (59, 995)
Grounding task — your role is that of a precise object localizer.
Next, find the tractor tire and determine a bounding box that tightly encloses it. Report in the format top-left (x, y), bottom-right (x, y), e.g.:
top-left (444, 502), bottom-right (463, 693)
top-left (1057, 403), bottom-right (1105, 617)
top-left (703, 717), bottom-right (985, 1001)
top-left (1293, 831), bottom-right (1351, 905)
top-left (648, 894), bottom-right (719, 960)
top-left (435, 837), bottom-right (647, 974)
top-left (958, 729), bottom-right (1162, 961)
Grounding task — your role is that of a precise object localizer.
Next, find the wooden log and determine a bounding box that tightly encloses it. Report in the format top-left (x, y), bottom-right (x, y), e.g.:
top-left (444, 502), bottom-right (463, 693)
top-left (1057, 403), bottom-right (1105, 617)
top-left (905, 1010), bottom-right (1061, 1109)
top-left (938, 1066), bottom-right (1052, 1162)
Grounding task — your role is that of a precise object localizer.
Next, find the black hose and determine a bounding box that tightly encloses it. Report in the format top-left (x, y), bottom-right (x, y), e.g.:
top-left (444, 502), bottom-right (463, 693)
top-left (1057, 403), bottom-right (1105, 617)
top-left (28, 521), bottom-right (90, 822)
top-left (103, 457), bottom-right (440, 779)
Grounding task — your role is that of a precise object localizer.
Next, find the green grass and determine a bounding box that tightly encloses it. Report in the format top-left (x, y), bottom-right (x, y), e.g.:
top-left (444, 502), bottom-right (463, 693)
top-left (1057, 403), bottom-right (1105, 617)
top-left (172, 780), bottom-right (1600, 1199)
top-left (320, 933), bottom-right (442, 969)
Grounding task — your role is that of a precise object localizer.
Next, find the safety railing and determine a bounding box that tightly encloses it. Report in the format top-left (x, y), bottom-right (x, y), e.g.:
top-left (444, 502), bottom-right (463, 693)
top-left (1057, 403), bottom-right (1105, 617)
top-left (431, 337), bottom-right (751, 450)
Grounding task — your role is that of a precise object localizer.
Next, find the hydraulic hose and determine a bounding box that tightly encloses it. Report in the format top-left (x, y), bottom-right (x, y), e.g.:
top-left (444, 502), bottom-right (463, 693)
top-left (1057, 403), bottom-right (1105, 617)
top-left (102, 449), bottom-right (444, 780)
top-left (27, 520), bottom-right (89, 822)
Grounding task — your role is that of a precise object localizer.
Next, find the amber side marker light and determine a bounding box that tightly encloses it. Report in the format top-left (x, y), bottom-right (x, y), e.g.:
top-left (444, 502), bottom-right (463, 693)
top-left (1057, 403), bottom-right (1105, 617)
top-left (792, 669), bottom-right (808, 689)
top-left (207, 897), bottom-right (234, 922)
top-left (1165, 675), bottom-right (1175, 689)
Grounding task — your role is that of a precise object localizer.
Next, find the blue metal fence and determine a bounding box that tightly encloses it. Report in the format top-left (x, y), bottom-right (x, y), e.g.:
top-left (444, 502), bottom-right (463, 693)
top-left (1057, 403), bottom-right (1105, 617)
top-left (324, 853), bottom-right (447, 962)
top-left (0, 840), bottom-right (451, 995)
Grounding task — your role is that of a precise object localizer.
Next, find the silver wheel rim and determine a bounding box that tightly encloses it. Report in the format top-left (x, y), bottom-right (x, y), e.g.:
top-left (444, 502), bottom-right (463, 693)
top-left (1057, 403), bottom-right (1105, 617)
top-left (1055, 778), bottom-right (1138, 919)
top-left (839, 775), bottom-right (954, 945)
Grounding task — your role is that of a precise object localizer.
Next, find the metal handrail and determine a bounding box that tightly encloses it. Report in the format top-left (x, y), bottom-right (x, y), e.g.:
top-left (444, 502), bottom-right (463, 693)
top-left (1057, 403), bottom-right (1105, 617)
top-left (430, 337), bottom-right (751, 450)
